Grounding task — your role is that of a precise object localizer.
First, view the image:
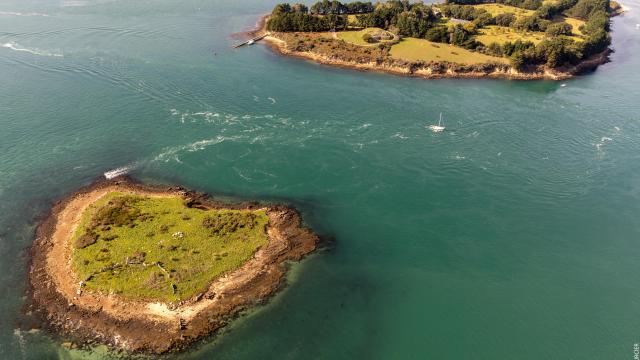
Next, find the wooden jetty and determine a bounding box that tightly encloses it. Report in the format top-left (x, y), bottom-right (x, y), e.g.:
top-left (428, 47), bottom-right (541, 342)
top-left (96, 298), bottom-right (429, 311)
top-left (233, 34), bottom-right (267, 48)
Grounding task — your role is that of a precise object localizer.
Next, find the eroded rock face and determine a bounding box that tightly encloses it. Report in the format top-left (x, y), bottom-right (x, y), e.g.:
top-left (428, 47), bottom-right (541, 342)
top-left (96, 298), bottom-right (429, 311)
top-left (26, 177), bottom-right (320, 354)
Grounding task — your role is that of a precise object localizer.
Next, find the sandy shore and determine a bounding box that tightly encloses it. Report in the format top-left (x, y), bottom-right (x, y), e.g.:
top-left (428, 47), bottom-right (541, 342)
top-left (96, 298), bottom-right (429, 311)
top-left (26, 177), bottom-right (319, 354)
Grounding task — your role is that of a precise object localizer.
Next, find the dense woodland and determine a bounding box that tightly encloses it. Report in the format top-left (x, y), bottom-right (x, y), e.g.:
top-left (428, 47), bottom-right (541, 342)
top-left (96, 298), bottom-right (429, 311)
top-left (266, 0), bottom-right (613, 69)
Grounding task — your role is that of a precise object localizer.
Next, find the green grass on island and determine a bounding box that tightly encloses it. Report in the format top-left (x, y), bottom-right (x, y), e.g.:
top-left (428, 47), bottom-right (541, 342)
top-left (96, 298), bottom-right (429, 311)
top-left (471, 3), bottom-right (535, 19)
top-left (390, 38), bottom-right (508, 65)
top-left (71, 192), bottom-right (269, 302)
top-left (337, 27), bottom-right (396, 46)
top-left (477, 26), bottom-right (546, 45)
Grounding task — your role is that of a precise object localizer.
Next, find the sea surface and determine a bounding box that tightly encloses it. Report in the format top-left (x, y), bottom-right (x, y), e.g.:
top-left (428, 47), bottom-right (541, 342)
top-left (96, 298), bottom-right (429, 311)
top-left (1, 0), bottom-right (640, 359)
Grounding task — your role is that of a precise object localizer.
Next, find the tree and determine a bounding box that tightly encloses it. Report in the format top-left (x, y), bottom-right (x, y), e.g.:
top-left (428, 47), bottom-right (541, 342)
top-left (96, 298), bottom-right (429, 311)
top-left (580, 10), bottom-right (610, 34)
top-left (272, 3), bottom-right (292, 15)
top-left (535, 37), bottom-right (579, 67)
top-left (545, 22), bottom-right (573, 36)
top-left (566, 0), bottom-right (609, 19)
top-left (486, 42), bottom-right (503, 56)
top-left (291, 3), bottom-right (309, 13)
top-left (578, 28), bottom-right (610, 57)
top-left (510, 51), bottom-right (526, 69)
top-left (425, 26), bottom-right (449, 42)
top-left (495, 13), bottom-right (516, 26)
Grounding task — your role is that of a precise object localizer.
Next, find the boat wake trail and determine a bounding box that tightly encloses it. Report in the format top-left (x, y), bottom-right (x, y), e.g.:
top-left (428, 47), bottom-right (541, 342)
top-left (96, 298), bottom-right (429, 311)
top-left (104, 164), bottom-right (137, 179)
top-left (0, 11), bottom-right (50, 17)
top-left (1, 42), bottom-right (63, 57)
top-left (153, 135), bottom-right (240, 163)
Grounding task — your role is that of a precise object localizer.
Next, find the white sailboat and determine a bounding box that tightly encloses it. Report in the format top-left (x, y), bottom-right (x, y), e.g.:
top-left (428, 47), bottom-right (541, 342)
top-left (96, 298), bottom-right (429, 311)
top-left (428, 113), bottom-right (445, 133)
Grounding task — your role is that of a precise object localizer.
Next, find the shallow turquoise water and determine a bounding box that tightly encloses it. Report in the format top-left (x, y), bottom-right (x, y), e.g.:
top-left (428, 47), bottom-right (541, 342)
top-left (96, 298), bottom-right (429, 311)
top-left (2, 1), bottom-right (640, 359)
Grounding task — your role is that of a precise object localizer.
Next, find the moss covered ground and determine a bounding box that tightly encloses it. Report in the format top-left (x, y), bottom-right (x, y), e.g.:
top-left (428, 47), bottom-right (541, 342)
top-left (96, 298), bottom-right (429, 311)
top-left (71, 192), bottom-right (269, 302)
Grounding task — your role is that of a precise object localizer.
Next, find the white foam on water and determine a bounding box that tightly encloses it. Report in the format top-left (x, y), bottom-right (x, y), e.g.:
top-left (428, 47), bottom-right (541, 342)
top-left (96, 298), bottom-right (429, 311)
top-left (0, 11), bottom-right (50, 16)
top-left (62, 0), bottom-right (91, 7)
top-left (1, 42), bottom-right (63, 57)
top-left (233, 167), bottom-right (253, 181)
top-left (391, 132), bottom-right (408, 139)
top-left (153, 135), bottom-right (239, 163)
top-left (13, 328), bottom-right (26, 359)
top-left (595, 136), bottom-right (613, 152)
top-left (104, 164), bottom-right (134, 179)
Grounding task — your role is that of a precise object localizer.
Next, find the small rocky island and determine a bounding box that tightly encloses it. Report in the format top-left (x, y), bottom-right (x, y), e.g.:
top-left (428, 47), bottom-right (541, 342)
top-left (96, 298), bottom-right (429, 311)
top-left (257, 0), bottom-right (622, 80)
top-left (27, 177), bottom-right (319, 353)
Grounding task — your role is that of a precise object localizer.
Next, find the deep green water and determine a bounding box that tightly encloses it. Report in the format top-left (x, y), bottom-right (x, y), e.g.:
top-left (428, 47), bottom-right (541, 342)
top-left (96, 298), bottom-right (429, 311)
top-left (2, 1), bottom-right (640, 359)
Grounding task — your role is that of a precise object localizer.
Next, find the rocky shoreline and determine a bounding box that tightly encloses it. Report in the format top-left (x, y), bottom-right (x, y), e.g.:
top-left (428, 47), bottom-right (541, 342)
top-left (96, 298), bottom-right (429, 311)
top-left (25, 176), bottom-right (320, 354)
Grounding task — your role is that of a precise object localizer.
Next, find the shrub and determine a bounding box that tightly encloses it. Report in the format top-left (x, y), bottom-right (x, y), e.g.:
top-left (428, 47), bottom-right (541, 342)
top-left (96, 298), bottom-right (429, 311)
top-left (75, 233), bottom-right (97, 249)
top-left (91, 196), bottom-right (142, 228)
top-left (545, 22), bottom-right (573, 36)
top-left (362, 33), bottom-right (377, 43)
top-left (425, 26), bottom-right (449, 43)
top-left (495, 13), bottom-right (516, 26)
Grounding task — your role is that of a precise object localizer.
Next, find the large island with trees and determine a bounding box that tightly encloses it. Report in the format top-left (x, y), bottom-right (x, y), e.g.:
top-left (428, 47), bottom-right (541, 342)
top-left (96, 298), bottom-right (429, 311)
top-left (259, 0), bottom-right (622, 79)
top-left (27, 177), bottom-right (319, 354)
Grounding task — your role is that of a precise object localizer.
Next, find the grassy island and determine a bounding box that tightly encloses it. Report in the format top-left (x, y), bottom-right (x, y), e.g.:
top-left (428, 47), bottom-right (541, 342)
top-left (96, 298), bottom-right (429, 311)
top-left (72, 192), bottom-right (269, 302)
top-left (28, 178), bottom-right (319, 354)
top-left (260, 0), bottom-right (621, 79)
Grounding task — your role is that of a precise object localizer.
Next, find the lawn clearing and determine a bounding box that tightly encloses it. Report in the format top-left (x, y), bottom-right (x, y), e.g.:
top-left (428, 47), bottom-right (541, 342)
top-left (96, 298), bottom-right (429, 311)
top-left (558, 16), bottom-right (586, 36)
top-left (390, 38), bottom-right (508, 64)
top-left (477, 25), bottom-right (546, 45)
top-left (472, 4), bottom-right (535, 19)
top-left (72, 192), bottom-right (269, 302)
top-left (337, 27), bottom-right (395, 46)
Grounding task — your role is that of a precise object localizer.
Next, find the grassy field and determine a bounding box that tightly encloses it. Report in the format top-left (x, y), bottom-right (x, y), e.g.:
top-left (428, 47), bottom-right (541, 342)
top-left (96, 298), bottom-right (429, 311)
top-left (71, 192), bottom-right (269, 302)
top-left (560, 16), bottom-right (586, 36)
top-left (390, 38), bottom-right (508, 64)
top-left (473, 4), bottom-right (535, 19)
top-left (477, 25), bottom-right (546, 45)
top-left (337, 27), bottom-right (395, 46)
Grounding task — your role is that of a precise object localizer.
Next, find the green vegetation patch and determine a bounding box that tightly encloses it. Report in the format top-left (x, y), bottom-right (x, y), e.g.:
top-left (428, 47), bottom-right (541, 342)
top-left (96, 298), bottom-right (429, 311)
top-left (477, 25), bottom-right (546, 45)
top-left (337, 27), bottom-right (395, 46)
top-left (71, 192), bottom-right (269, 302)
top-left (472, 4), bottom-right (535, 19)
top-left (559, 16), bottom-right (586, 36)
top-left (390, 38), bottom-right (508, 65)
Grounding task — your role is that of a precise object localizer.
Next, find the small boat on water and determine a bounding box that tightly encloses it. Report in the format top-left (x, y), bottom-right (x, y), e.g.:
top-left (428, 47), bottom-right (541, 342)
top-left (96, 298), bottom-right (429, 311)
top-left (428, 113), bottom-right (445, 133)
top-left (247, 39), bottom-right (255, 45)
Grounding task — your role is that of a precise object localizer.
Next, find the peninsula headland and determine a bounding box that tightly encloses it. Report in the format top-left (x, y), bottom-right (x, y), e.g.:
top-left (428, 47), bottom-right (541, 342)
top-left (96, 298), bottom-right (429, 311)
top-left (253, 0), bottom-right (622, 80)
